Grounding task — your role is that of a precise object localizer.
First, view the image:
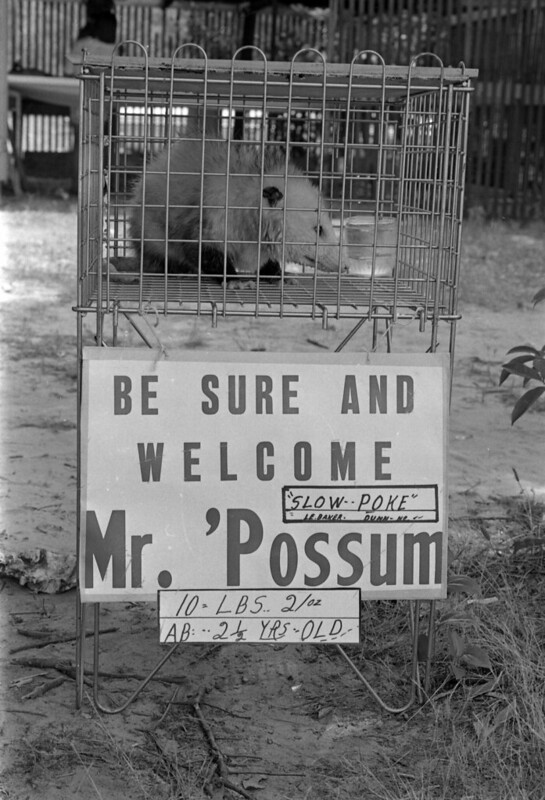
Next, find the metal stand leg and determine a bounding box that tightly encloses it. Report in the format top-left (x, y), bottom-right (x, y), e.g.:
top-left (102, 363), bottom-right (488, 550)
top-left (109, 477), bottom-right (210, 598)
top-left (330, 315), bottom-right (438, 712)
top-left (423, 599), bottom-right (436, 695)
top-left (334, 316), bottom-right (368, 353)
top-left (75, 590), bottom-right (86, 709)
top-left (335, 599), bottom-right (429, 714)
top-left (90, 603), bottom-right (181, 714)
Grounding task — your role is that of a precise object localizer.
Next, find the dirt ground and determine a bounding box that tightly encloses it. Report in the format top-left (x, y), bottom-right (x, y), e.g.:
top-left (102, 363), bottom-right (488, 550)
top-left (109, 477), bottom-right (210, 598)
top-left (0, 200), bottom-right (544, 799)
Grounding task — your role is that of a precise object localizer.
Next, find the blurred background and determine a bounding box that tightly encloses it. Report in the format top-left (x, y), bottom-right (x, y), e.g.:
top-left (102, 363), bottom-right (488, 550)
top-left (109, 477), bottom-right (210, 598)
top-left (2, 0), bottom-right (544, 221)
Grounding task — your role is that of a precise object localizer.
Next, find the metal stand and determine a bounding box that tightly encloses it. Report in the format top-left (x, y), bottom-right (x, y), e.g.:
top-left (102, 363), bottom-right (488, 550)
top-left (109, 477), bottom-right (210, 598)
top-left (75, 310), bottom-right (444, 715)
top-left (73, 47), bottom-right (469, 722)
top-left (76, 597), bottom-right (435, 715)
top-left (336, 599), bottom-right (436, 714)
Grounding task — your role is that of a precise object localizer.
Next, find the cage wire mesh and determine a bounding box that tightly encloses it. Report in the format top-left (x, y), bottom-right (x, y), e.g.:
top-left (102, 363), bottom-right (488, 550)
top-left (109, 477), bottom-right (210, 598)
top-left (76, 44), bottom-right (476, 336)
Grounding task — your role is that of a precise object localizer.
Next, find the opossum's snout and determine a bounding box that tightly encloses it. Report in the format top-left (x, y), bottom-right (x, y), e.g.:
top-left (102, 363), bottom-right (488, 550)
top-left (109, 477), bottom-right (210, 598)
top-left (295, 212), bottom-right (346, 274)
top-left (263, 186), bottom-right (283, 207)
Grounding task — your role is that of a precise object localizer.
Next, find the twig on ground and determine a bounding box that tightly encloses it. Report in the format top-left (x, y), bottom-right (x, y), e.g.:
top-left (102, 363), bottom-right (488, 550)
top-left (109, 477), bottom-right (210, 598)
top-left (70, 741), bottom-right (105, 799)
top-left (10, 671), bottom-right (50, 687)
top-left (200, 701), bottom-right (252, 720)
top-left (12, 655), bottom-right (188, 685)
top-left (12, 657), bottom-right (79, 681)
top-left (10, 627), bottom-right (119, 654)
top-left (189, 644), bottom-right (223, 665)
top-left (4, 708), bottom-right (48, 716)
top-left (147, 686), bottom-right (182, 731)
top-left (16, 628), bottom-right (50, 639)
top-left (21, 675), bottom-right (66, 700)
top-left (193, 687), bottom-right (258, 800)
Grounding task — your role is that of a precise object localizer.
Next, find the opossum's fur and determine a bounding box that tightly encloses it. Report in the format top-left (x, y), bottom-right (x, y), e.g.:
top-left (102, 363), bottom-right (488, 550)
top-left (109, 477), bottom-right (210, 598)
top-left (129, 135), bottom-right (344, 276)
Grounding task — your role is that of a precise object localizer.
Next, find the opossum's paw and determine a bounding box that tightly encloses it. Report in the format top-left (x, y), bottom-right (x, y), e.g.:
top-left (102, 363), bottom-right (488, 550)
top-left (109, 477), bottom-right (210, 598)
top-left (226, 278), bottom-right (257, 291)
top-left (201, 247), bottom-right (238, 280)
top-left (228, 275), bottom-right (299, 290)
top-left (259, 259), bottom-right (283, 278)
top-left (256, 259), bottom-right (298, 286)
top-left (103, 257), bottom-right (140, 283)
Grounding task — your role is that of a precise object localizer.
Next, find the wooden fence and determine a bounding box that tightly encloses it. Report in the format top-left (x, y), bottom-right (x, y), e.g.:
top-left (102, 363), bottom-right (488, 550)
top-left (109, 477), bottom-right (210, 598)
top-left (6, 0), bottom-right (545, 219)
top-left (7, 0), bottom-right (328, 74)
top-left (331, 0), bottom-right (545, 219)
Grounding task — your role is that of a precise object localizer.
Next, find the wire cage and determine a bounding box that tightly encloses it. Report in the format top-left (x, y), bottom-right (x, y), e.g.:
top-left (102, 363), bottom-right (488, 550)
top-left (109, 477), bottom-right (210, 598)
top-left (74, 46), bottom-right (478, 712)
top-left (76, 44), bottom-right (477, 338)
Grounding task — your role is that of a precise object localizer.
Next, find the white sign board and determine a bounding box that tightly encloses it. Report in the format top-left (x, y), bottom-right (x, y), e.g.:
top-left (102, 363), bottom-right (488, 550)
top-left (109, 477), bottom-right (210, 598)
top-left (79, 349), bottom-right (449, 603)
top-left (158, 589), bottom-right (361, 644)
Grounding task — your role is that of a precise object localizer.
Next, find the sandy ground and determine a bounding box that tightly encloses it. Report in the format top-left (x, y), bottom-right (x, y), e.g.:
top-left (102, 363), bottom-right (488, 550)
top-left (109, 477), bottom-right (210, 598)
top-left (0, 202), bottom-right (544, 798)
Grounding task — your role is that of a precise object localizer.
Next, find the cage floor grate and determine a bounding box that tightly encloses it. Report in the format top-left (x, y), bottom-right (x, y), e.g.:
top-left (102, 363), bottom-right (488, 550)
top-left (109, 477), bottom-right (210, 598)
top-left (81, 273), bottom-right (445, 317)
top-left (82, 273), bottom-right (446, 317)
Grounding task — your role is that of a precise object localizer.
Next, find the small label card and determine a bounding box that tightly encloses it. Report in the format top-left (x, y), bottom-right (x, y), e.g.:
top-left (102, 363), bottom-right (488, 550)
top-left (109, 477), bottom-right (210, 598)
top-left (159, 588), bottom-right (361, 644)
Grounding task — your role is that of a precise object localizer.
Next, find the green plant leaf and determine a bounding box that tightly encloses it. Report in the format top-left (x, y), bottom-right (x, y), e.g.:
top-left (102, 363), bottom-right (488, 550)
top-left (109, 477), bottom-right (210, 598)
top-left (506, 345), bottom-right (540, 355)
top-left (461, 644), bottom-right (492, 670)
top-left (440, 610), bottom-right (476, 625)
top-left (511, 386), bottom-right (545, 424)
top-left (532, 287), bottom-right (545, 306)
top-left (476, 704), bottom-right (516, 741)
top-left (501, 359), bottom-right (543, 383)
top-left (473, 716), bottom-right (492, 742)
top-left (451, 663), bottom-right (466, 681)
top-left (534, 357), bottom-right (545, 379)
top-left (417, 633), bottom-right (429, 662)
top-left (447, 574), bottom-right (481, 596)
top-left (467, 676), bottom-right (501, 700)
top-left (513, 536), bottom-right (545, 555)
top-left (448, 628), bottom-right (466, 658)
top-left (500, 355), bottom-right (540, 385)
top-left (491, 703), bottom-right (515, 729)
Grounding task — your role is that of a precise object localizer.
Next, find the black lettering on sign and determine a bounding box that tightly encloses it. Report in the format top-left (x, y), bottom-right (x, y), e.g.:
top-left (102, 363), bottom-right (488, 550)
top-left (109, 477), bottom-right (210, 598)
top-left (113, 375), bottom-right (159, 415)
top-left (403, 531), bottom-right (443, 585)
top-left (114, 376), bottom-right (132, 415)
top-left (220, 442), bottom-right (237, 481)
top-left (84, 511), bottom-right (153, 589)
top-left (85, 510), bottom-right (126, 588)
top-left (256, 441), bottom-right (274, 481)
top-left (370, 533), bottom-right (397, 586)
top-left (282, 375), bottom-right (299, 414)
top-left (340, 375), bottom-right (359, 414)
top-left (304, 533), bottom-right (330, 587)
top-left (141, 376), bottom-right (159, 415)
top-left (183, 442), bottom-right (201, 482)
top-left (226, 509), bottom-right (264, 585)
top-left (397, 375), bottom-right (414, 413)
top-left (137, 443), bottom-right (164, 482)
top-left (369, 375), bottom-right (387, 414)
top-left (201, 375), bottom-right (219, 414)
top-left (255, 375), bottom-right (273, 413)
top-left (374, 441), bottom-right (391, 480)
top-left (331, 441), bottom-right (355, 481)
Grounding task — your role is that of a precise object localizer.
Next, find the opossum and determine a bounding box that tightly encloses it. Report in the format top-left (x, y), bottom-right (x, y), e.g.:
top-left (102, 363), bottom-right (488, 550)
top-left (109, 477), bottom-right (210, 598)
top-left (129, 134), bottom-right (345, 278)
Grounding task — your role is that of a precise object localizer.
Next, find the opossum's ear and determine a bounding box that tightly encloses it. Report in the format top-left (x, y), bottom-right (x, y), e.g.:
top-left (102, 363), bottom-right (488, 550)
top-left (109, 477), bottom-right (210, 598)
top-left (263, 186), bottom-right (283, 207)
